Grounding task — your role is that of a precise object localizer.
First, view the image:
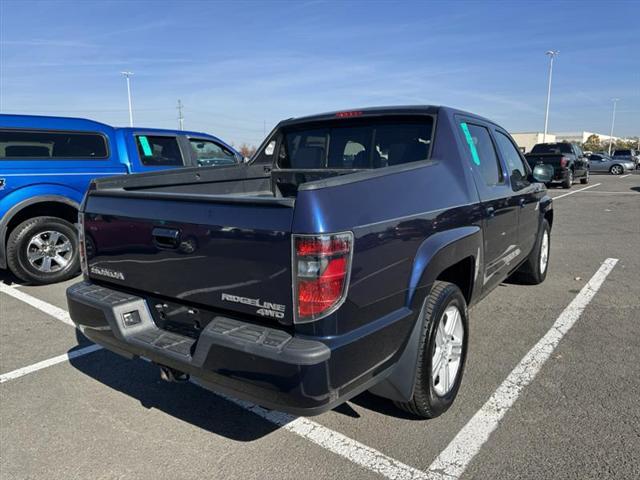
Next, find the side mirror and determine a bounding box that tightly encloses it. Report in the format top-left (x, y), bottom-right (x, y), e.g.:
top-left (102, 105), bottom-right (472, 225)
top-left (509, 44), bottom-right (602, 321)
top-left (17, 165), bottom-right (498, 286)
top-left (531, 164), bottom-right (554, 183)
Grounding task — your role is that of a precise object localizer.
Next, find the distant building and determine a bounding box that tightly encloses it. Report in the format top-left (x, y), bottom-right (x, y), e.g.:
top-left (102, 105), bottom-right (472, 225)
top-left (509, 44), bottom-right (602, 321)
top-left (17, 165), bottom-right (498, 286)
top-left (554, 131), bottom-right (620, 143)
top-left (510, 132), bottom-right (556, 153)
top-left (510, 131), bottom-right (621, 153)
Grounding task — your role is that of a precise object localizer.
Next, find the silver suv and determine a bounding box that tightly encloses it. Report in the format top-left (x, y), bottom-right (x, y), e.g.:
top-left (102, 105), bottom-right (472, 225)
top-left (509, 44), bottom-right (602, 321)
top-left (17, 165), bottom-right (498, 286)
top-left (612, 149), bottom-right (639, 169)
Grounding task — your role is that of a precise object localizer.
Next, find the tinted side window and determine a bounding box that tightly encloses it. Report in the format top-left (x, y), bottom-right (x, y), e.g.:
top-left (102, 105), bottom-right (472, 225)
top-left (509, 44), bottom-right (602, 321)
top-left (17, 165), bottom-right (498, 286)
top-left (189, 139), bottom-right (237, 167)
top-left (135, 135), bottom-right (183, 166)
top-left (0, 129), bottom-right (108, 159)
top-left (494, 131), bottom-right (530, 191)
top-left (460, 122), bottom-right (503, 186)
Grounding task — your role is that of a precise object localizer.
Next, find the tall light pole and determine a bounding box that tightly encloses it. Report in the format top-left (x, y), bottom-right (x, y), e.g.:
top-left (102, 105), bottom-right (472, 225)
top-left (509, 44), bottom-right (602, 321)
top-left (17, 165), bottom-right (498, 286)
top-left (121, 71), bottom-right (134, 127)
top-left (177, 99), bottom-right (184, 130)
top-left (543, 50), bottom-right (559, 143)
top-left (608, 98), bottom-right (619, 156)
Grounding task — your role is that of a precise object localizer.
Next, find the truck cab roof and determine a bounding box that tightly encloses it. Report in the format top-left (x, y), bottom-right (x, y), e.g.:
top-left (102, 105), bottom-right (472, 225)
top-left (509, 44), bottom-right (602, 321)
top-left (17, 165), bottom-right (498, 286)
top-left (278, 105), bottom-right (495, 128)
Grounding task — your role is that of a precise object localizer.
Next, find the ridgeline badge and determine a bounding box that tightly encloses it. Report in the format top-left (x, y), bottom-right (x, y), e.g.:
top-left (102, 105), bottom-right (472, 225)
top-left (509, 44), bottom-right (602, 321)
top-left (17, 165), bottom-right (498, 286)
top-left (221, 293), bottom-right (286, 319)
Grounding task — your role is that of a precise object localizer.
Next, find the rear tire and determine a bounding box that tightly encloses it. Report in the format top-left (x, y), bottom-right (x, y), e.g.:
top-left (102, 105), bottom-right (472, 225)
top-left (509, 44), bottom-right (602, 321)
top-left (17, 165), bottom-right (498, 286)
top-left (512, 219), bottom-right (550, 285)
top-left (562, 169), bottom-right (573, 189)
top-left (394, 281), bottom-right (468, 419)
top-left (580, 170), bottom-right (589, 184)
top-left (6, 216), bottom-right (80, 285)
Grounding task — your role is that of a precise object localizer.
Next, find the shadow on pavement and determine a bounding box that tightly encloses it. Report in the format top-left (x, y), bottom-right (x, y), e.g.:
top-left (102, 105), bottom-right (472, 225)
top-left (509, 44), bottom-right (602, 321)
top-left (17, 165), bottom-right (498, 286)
top-left (0, 269), bottom-right (25, 286)
top-left (348, 391), bottom-right (422, 420)
top-left (68, 330), bottom-right (282, 441)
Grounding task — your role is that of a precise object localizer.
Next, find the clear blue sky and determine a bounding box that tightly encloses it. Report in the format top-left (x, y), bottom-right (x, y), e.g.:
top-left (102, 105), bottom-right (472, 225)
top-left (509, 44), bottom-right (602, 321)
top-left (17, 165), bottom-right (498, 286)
top-left (1, 0), bottom-right (638, 146)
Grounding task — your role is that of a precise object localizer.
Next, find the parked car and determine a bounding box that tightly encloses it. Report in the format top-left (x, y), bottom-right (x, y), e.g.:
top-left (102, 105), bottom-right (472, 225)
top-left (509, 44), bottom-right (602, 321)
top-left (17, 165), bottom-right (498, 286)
top-left (588, 153), bottom-right (634, 175)
top-left (67, 106), bottom-right (554, 419)
top-left (0, 114), bottom-right (240, 284)
top-left (612, 149), bottom-right (639, 169)
top-left (525, 142), bottom-right (590, 188)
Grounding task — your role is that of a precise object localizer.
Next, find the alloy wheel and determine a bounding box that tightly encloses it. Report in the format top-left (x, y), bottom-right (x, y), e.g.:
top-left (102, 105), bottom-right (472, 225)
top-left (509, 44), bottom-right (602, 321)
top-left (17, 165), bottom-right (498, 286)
top-left (432, 305), bottom-right (464, 396)
top-left (26, 230), bottom-right (73, 273)
top-left (539, 230), bottom-right (549, 274)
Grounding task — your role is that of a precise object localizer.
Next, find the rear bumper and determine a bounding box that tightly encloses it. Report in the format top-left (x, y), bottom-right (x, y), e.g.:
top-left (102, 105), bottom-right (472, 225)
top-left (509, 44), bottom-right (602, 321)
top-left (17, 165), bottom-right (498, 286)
top-left (552, 168), bottom-right (569, 181)
top-left (67, 281), bottom-right (411, 415)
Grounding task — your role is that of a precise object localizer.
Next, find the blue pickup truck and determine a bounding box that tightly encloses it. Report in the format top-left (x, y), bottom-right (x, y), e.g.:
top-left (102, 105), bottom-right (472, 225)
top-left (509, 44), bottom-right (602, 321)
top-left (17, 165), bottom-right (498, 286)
top-left (67, 106), bottom-right (555, 418)
top-left (0, 114), bottom-right (240, 284)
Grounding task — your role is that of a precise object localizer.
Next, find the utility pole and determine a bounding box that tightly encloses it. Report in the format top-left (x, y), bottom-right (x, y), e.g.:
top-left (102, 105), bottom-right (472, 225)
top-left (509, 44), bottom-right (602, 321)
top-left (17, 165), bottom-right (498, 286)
top-left (121, 71), bottom-right (134, 127)
top-left (177, 99), bottom-right (184, 130)
top-left (543, 50), bottom-right (559, 143)
top-left (608, 98), bottom-right (619, 156)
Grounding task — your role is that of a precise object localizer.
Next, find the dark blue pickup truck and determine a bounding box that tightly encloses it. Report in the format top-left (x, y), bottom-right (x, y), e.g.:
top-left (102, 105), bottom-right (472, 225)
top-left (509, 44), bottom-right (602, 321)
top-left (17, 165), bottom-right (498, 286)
top-left (67, 106), bottom-right (554, 418)
top-left (1, 114), bottom-right (240, 284)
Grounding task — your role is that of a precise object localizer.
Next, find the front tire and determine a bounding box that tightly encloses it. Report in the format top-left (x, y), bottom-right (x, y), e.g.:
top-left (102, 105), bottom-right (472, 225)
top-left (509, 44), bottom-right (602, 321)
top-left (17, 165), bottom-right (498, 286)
top-left (6, 216), bottom-right (80, 285)
top-left (513, 219), bottom-right (550, 285)
top-left (394, 281), bottom-right (469, 419)
top-left (610, 165), bottom-right (623, 175)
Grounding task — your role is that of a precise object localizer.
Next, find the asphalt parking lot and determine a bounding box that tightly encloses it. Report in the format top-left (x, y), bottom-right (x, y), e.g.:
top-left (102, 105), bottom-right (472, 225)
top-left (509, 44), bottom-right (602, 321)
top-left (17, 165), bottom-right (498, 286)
top-left (1, 173), bottom-right (639, 480)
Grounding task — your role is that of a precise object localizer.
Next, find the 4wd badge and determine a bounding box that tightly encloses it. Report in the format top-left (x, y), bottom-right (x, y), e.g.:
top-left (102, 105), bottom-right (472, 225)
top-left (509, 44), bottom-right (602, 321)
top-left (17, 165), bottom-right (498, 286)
top-left (0, 178), bottom-right (5, 190)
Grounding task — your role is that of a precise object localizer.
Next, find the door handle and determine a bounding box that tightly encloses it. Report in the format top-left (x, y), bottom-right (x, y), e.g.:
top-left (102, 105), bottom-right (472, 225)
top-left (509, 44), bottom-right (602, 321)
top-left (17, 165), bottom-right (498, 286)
top-left (485, 206), bottom-right (495, 217)
top-left (152, 227), bottom-right (180, 249)
top-left (519, 198), bottom-right (526, 208)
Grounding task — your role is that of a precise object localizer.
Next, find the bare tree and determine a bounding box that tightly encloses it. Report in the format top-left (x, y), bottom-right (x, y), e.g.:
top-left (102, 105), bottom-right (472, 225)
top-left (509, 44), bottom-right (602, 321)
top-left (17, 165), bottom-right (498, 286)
top-left (238, 143), bottom-right (257, 158)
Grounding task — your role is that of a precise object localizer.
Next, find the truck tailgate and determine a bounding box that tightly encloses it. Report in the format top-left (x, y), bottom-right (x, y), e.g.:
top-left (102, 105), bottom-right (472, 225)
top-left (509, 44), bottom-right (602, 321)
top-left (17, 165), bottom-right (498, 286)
top-left (83, 192), bottom-right (295, 324)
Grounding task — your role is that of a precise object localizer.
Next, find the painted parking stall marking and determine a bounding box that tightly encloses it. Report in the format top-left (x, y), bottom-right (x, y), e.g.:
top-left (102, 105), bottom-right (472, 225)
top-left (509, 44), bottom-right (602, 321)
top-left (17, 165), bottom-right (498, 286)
top-left (0, 282), bottom-right (73, 326)
top-left (0, 344), bottom-right (102, 384)
top-left (550, 183), bottom-right (601, 200)
top-left (425, 258), bottom-right (618, 480)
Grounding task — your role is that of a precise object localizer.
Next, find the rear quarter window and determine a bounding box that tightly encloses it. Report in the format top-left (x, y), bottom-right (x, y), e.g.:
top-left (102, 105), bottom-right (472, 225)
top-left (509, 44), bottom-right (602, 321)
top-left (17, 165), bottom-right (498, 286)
top-left (0, 129), bottom-right (108, 159)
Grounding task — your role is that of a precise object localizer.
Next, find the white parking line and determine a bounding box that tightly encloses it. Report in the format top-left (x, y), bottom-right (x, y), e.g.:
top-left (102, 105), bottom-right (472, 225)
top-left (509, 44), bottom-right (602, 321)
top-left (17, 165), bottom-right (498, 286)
top-left (191, 377), bottom-right (428, 480)
top-left (619, 174), bottom-right (631, 178)
top-left (0, 345), bottom-right (103, 384)
top-left (551, 183), bottom-right (601, 200)
top-left (425, 257), bottom-right (618, 480)
top-left (0, 282), bottom-right (431, 480)
top-left (0, 282), bottom-right (74, 326)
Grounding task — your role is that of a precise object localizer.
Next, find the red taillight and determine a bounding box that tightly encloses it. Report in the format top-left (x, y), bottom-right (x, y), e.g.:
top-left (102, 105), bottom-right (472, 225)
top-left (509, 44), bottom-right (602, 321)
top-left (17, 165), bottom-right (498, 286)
top-left (560, 156), bottom-right (568, 167)
top-left (293, 232), bottom-right (353, 323)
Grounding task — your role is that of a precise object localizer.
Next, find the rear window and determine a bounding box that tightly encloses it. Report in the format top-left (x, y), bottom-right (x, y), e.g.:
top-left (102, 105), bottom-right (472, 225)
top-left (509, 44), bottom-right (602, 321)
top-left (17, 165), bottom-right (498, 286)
top-left (135, 135), bottom-right (184, 166)
top-left (0, 129), bottom-right (108, 159)
top-left (530, 143), bottom-right (572, 154)
top-left (276, 117), bottom-right (434, 169)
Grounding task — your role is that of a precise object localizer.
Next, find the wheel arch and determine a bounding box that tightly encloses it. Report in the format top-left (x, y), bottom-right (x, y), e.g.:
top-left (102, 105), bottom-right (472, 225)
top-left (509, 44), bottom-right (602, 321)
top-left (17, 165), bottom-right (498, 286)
top-left (369, 226), bottom-right (481, 402)
top-left (0, 195), bottom-right (80, 269)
